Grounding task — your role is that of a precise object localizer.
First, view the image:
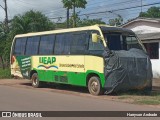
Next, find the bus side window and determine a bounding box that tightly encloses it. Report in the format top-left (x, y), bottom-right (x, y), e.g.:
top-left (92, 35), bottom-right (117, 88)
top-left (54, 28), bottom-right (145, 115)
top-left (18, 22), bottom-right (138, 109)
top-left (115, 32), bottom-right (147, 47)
top-left (25, 36), bottom-right (40, 55)
top-left (54, 34), bottom-right (71, 55)
top-left (14, 37), bottom-right (27, 55)
top-left (70, 33), bottom-right (87, 54)
top-left (39, 35), bottom-right (55, 55)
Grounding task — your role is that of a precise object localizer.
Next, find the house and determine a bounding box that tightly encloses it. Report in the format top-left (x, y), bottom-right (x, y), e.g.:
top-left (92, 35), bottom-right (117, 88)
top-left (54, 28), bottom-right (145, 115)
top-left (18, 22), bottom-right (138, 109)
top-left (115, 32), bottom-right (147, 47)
top-left (122, 17), bottom-right (160, 78)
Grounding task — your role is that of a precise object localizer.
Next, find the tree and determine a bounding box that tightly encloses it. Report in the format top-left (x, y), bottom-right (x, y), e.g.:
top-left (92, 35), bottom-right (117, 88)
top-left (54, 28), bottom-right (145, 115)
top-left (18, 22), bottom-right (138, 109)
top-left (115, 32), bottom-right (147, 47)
top-left (0, 22), bottom-right (7, 39)
top-left (10, 10), bottom-right (55, 36)
top-left (0, 10), bottom-right (55, 69)
top-left (109, 15), bottom-right (123, 26)
top-left (0, 22), bottom-right (8, 69)
top-left (139, 7), bottom-right (160, 18)
top-left (55, 15), bottom-right (106, 29)
top-left (62, 0), bottom-right (87, 27)
top-left (77, 17), bottom-right (106, 27)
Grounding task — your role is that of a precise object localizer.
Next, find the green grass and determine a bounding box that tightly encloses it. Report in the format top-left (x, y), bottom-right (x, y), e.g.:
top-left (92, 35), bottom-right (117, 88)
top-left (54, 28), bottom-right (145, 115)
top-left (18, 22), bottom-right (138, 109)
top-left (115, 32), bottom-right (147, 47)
top-left (117, 91), bottom-right (160, 105)
top-left (118, 96), bottom-right (130, 99)
top-left (0, 68), bottom-right (11, 79)
top-left (135, 99), bottom-right (160, 105)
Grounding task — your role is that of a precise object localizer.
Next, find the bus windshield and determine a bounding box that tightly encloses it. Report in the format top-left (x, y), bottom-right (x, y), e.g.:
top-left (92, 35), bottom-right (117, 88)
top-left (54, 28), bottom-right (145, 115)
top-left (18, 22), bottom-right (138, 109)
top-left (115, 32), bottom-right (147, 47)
top-left (103, 33), bottom-right (143, 51)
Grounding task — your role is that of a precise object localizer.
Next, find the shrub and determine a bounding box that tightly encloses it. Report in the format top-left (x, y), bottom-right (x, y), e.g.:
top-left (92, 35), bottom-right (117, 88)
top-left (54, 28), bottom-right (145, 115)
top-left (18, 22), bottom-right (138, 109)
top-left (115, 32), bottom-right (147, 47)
top-left (0, 68), bottom-right (11, 79)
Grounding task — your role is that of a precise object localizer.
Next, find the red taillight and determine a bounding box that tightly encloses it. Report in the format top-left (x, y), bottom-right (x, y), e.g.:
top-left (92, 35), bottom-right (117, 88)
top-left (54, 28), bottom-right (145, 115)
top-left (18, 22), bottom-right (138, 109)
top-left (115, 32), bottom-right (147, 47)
top-left (11, 55), bottom-right (16, 64)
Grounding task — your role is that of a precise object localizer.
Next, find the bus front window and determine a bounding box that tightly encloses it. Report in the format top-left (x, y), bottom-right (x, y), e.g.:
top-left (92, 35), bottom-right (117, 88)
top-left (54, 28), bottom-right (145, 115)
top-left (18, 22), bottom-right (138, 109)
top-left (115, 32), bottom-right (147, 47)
top-left (103, 33), bottom-right (143, 51)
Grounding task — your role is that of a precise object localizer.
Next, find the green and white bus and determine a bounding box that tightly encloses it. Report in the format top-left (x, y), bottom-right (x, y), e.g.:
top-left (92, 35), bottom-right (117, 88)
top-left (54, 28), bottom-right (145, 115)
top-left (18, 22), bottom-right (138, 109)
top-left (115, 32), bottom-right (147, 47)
top-left (10, 25), bottom-right (152, 95)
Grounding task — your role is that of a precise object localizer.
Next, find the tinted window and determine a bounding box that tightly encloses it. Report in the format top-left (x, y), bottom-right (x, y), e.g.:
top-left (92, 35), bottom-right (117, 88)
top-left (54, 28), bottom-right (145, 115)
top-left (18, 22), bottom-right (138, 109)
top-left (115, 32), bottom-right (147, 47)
top-left (54, 34), bottom-right (71, 55)
top-left (104, 33), bottom-right (143, 51)
top-left (14, 37), bottom-right (27, 55)
top-left (89, 37), bottom-right (103, 50)
top-left (25, 36), bottom-right (40, 55)
top-left (39, 35), bottom-right (55, 55)
top-left (125, 36), bottom-right (143, 50)
top-left (70, 33), bottom-right (87, 54)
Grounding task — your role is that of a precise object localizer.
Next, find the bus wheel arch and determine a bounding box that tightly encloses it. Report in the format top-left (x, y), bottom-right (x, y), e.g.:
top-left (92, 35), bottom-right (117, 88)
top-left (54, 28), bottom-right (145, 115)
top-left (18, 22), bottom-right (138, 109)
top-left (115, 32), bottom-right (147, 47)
top-left (30, 70), bottom-right (42, 88)
top-left (30, 70), bottom-right (37, 79)
top-left (86, 73), bottom-right (104, 96)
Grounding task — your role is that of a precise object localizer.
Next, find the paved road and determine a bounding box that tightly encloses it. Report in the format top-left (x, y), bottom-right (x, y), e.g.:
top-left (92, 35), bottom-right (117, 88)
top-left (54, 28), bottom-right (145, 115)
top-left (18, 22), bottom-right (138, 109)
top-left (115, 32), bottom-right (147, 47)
top-left (0, 85), bottom-right (160, 111)
top-left (0, 80), bottom-right (160, 120)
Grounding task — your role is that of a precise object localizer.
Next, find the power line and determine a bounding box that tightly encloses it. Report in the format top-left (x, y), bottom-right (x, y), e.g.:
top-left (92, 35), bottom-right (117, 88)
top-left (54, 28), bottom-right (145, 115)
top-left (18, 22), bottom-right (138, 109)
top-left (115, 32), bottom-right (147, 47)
top-left (0, 0), bottom-right (9, 30)
top-left (54, 0), bottom-right (158, 20)
top-left (43, 0), bottom-right (140, 17)
top-left (9, 0), bottom-right (144, 22)
top-left (49, 2), bottom-right (160, 20)
top-left (86, 0), bottom-right (141, 9)
top-left (79, 2), bottom-right (160, 16)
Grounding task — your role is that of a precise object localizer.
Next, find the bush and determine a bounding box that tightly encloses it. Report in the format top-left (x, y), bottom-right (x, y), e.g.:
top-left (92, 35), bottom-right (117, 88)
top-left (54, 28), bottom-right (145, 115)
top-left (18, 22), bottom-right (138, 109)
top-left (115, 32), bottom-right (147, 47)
top-left (0, 68), bottom-right (11, 79)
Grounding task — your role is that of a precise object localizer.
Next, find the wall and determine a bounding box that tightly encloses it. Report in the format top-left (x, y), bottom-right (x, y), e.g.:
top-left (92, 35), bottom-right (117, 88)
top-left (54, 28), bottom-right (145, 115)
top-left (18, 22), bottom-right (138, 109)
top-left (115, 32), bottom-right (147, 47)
top-left (151, 42), bottom-right (160, 78)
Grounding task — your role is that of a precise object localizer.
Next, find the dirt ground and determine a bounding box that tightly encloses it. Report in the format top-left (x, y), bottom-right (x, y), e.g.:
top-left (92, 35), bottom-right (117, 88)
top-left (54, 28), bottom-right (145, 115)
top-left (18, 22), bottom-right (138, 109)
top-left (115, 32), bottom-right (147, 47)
top-left (0, 78), bottom-right (160, 92)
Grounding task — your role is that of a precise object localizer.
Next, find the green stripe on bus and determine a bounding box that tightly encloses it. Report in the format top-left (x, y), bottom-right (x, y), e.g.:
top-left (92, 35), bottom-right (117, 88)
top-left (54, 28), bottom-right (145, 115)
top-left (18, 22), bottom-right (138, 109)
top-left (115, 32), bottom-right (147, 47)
top-left (36, 70), bottom-right (105, 87)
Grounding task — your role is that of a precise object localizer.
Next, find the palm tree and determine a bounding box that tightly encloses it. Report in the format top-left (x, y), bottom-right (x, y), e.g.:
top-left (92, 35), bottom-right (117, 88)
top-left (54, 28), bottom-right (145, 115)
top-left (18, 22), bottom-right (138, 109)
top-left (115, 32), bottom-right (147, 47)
top-left (62, 0), bottom-right (87, 27)
top-left (0, 22), bottom-right (6, 38)
top-left (10, 10), bottom-right (55, 36)
top-left (0, 22), bottom-right (8, 69)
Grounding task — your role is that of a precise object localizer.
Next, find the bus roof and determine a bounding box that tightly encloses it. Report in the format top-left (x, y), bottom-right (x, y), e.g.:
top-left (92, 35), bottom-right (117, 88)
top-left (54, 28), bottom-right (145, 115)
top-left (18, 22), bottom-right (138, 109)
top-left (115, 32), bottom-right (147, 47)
top-left (14, 24), bottom-right (133, 38)
top-left (100, 26), bottom-right (135, 35)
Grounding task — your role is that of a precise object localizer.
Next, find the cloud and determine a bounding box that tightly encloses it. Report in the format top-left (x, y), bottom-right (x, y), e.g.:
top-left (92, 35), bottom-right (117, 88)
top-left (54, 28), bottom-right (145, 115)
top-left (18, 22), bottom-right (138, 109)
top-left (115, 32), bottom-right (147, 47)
top-left (1, 0), bottom-right (152, 24)
top-left (0, 0), bottom-right (65, 21)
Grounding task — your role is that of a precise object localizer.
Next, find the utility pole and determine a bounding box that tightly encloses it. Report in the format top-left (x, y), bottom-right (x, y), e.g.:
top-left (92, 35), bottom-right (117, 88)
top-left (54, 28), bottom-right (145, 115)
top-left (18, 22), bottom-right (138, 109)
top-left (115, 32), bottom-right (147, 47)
top-left (0, 0), bottom-right (8, 69)
top-left (141, 0), bottom-right (143, 13)
top-left (73, 3), bottom-right (76, 28)
top-left (4, 0), bottom-right (8, 28)
top-left (67, 8), bottom-right (69, 28)
top-left (0, 0), bottom-right (9, 30)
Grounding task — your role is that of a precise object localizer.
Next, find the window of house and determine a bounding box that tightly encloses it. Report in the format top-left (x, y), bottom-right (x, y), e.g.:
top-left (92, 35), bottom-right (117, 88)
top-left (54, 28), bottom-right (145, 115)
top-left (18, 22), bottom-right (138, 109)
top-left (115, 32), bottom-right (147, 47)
top-left (143, 42), bottom-right (159, 59)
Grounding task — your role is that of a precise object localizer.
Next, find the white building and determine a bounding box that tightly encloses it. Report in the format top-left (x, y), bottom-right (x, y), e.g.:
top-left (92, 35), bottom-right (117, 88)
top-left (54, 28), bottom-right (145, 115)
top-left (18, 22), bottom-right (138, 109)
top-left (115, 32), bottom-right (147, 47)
top-left (122, 17), bottom-right (160, 78)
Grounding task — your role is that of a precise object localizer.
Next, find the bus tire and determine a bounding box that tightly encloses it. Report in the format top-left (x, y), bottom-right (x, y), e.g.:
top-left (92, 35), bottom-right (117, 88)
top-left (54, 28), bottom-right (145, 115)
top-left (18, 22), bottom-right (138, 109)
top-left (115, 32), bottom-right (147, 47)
top-left (31, 73), bottom-right (42, 88)
top-left (88, 76), bottom-right (104, 96)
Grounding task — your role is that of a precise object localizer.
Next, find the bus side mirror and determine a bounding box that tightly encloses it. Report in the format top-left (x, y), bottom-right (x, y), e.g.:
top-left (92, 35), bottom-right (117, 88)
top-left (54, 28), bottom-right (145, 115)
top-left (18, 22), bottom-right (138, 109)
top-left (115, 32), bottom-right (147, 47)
top-left (92, 33), bottom-right (98, 43)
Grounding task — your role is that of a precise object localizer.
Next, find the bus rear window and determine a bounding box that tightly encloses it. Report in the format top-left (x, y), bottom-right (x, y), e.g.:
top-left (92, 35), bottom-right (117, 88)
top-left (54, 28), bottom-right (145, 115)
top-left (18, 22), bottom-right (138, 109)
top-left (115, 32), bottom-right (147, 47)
top-left (14, 37), bottom-right (27, 55)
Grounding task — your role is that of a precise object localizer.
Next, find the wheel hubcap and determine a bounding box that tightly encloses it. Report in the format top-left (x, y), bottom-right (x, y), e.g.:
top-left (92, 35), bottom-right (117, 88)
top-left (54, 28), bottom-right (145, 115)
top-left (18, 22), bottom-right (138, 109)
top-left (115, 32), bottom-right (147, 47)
top-left (91, 81), bottom-right (98, 92)
top-left (32, 76), bottom-right (38, 86)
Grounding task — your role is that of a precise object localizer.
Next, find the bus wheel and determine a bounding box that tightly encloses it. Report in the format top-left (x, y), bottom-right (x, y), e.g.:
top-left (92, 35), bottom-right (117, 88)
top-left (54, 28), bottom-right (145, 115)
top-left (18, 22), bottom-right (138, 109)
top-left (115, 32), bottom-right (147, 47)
top-left (88, 76), bottom-right (103, 96)
top-left (31, 73), bottom-right (41, 88)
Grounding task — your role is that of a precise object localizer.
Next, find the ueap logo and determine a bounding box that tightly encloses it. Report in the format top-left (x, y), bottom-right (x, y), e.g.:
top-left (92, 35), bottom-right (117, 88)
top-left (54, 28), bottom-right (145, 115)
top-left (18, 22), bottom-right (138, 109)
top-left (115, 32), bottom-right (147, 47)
top-left (37, 65), bottom-right (58, 69)
top-left (2, 112), bottom-right (11, 117)
top-left (38, 57), bottom-right (58, 69)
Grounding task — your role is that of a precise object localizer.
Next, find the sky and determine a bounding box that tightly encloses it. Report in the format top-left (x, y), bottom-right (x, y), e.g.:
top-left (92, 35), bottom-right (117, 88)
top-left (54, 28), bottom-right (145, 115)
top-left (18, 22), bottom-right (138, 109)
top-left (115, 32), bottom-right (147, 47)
top-left (0, 0), bottom-right (160, 24)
